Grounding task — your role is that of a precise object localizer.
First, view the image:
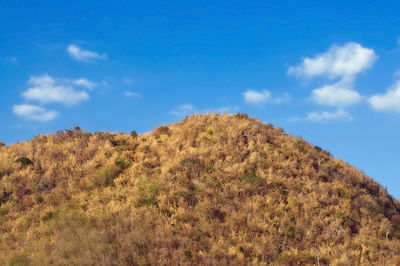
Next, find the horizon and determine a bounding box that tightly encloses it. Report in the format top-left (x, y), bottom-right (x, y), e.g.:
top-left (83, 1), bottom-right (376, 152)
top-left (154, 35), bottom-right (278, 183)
top-left (1, 1), bottom-right (400, 198)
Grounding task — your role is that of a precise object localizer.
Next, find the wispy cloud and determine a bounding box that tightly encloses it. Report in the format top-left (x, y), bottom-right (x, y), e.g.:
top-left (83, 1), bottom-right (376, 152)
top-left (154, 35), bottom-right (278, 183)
top-left (368, 80), bottom-right (400, 113)
top-left (125, 91), bottom-right (141, 98)
top-left (72, 78), bottom-right (97, 90)
top-left (289, 42), bottom-right (376, 108)
top-left (13, 104), bottom-right (58, 122)
top-left (243, 90), bottom-right (290, 105)
top-left (170, 104), bottom-right (195, 117)
top-left (23, 75), bottom-right (89, 106)
top-left (307, 108), bottom-right (353, 122)
top-left (67, 44), bottom-right (107, 62)
top-left (123, 78), bottom-right (133, 85)
top-left (243, 90), bottom-right (271, 104)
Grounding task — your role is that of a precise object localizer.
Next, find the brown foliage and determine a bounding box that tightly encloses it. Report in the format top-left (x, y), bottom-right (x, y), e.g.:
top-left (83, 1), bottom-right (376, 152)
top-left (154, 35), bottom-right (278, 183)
top-left (0, 114), bottom-right (400, 265)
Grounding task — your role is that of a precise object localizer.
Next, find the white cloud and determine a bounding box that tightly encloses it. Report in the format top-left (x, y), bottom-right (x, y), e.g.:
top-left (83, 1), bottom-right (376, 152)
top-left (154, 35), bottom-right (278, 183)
top-left (288, 42), bottom-right (376, 79)
top-left (243, 90), bottom-right (290, 105)
top-left (125, 91), bottom-right (140, 98)
top-left (23, 75), bottom-right (89, 106)
top-left (289, 42), bottom-right (376, 108)
top-left (13, 104), bottom-right (58, 122)
top-left (14, 75), bottom-right (92, 123)
top-left (170, 104), bottom-right (195, 117)
top-left (368, 80), bottom-right (400, 113)
top-left (307, 108), bottom-right (353, 122)
top-left (243, 90), bottom-right (271, 104)
top-left (311, 80), bottom-right (362, 107)
top-left (72, 78), bottom-right (97, 90)
top-left (67, 44), bottom-right (107, 62)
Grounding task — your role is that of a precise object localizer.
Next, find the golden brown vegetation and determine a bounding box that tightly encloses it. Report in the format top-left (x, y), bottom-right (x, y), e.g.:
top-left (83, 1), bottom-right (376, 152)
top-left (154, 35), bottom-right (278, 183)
top-left (1, 113), bottom-right (400, 265)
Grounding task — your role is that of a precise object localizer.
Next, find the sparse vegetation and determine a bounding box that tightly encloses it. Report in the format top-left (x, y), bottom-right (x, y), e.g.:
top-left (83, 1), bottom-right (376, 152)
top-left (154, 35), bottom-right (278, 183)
top-left (0, 113), bottom-right (400, 265)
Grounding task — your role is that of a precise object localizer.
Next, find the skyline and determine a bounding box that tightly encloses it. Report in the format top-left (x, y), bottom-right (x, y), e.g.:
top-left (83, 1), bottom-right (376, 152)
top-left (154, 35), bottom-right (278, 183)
top-left (1, 1), bottom-right (400, 198)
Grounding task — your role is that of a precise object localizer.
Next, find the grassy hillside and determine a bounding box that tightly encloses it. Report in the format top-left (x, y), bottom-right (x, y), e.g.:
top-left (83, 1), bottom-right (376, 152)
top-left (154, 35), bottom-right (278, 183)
top-left (1, 113), bottom-right (400, 265)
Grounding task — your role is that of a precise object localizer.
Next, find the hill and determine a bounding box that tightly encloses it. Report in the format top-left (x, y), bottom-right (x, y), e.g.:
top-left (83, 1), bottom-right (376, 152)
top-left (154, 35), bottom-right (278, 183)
top-left (1, 113), bottom-right (400, 265)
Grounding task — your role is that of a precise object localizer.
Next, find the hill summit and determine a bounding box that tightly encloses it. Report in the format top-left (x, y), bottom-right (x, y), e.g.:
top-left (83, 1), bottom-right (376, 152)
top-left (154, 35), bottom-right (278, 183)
top-left (1, 113), bottom-right (400, 265)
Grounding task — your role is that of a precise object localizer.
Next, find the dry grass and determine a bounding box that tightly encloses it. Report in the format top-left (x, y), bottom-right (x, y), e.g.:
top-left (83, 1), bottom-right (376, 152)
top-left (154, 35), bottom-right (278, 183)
top-left (1, 113), bottom-right (400, 265)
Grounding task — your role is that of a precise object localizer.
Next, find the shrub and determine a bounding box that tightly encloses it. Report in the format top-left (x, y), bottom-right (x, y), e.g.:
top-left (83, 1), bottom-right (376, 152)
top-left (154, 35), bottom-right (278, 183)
top-left (136, 180), bottom-right (163, 207)
top-left (270, 181), bottom-right (287, 195)
top-left (15, 157), bottom-right (33, 166)
top-left (42, 211), bottom-right (56, 222)
top-left (0, 141), bottom-right (5, 147)
top-left (73, 126), bottom-right (81, 132)
top-left (108, 138), bottom-right (126, 147)
top-left (176, 190), bottom-right (197, 205)
top-left (314, 146), bottom-right (322, 152)
top-left (65, 129), bottom-right (73, 136)
top-left (130, 130), bottom-right (138, 138)
top-left (183, 249), bottom-right (192, 260)
top-left (153, 126), bottom-right (170, 135)
top-left (93, 166), bottom-right (120, 187)
top-left (270, 218), bottom-right (280, 230)
top-left (136, 196), bottom-right (157, 207)
top-left (115, 158), bottom-right (129, 169)
top-left (180, 157), bottom-right (200, 166)
top-left (35, 180), bottom-right (55, 193)
top-left (286, 226), bottom-right (296, 239)
top-left (0, 169), bottom-right (11, 179)
top-left (240, 168), bottom-right (263, 183)
top-left (35, 194), bottom-right (44, 204)
top-left (294, 138), bottom-right (305, 150)
top-left (180, 157), bottom-right (203, 179)
top-left (233, 113), bottom-right (249, 120)
top-left (319, 175), bottom-right (329, 182)
top-left (335, 211), bottom-right (350, 224)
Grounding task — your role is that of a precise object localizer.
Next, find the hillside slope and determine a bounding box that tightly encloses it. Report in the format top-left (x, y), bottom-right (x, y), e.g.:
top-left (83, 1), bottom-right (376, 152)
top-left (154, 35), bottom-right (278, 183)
top-left (1, 113), bottom-right (400, 265)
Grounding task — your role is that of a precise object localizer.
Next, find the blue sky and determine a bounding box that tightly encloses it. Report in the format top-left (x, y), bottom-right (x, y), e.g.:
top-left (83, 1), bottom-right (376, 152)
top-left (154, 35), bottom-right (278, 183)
top-left (1, 1), bottom-right (400, 198)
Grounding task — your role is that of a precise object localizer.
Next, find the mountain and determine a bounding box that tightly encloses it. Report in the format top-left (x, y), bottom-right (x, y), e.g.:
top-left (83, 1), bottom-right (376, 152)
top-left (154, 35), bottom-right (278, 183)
top-left (1, 113), bottom-right (399, 265)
